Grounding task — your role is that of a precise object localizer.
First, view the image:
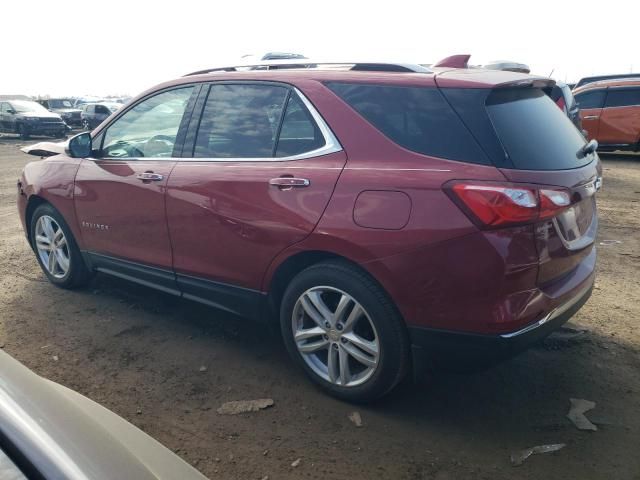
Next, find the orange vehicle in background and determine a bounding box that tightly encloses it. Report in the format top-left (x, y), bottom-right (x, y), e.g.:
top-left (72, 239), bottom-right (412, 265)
top-left (574, 79), bottom-right (640, 151)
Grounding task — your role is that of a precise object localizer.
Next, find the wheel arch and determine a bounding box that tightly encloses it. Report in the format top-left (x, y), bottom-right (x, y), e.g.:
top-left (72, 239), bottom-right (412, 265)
top-left (24, 195), bottom-right (48, 247)
top-left (265, 249), bottom-right (401, 326)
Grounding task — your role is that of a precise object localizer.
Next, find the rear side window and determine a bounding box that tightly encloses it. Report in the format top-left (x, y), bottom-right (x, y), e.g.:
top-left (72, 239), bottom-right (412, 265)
top-left (275, 94), bottom-right (325, 157)
top-left (487, 89), bottom-right (592, 170)
top-left (604, 88), bottom-right (640, 107)
top-left (575, 90), bottom-right (606, 109)
top-left (326, 82), bottom-right (490, 165)
top-left (194, 84), bottom-right (288, 158)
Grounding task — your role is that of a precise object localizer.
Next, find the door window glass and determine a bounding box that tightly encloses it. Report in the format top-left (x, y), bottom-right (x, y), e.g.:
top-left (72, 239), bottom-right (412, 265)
top-left (604, 88), bottom-right (640, 108)
top-left (275, 94), bottom-right (325, 157)
top-left (575, 90), bottom-right (606, 109)
top-left (101, 86), bottom-right (194, 158)
top-left (194, 84), bottom-right (289, 158)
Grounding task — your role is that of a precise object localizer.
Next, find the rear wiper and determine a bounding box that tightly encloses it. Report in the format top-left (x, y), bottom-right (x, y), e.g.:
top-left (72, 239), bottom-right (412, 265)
top-left (578, 139), bottom-right (598, 158)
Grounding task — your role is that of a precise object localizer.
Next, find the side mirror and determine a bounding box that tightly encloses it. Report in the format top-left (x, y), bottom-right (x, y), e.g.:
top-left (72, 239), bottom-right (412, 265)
top-left (6, 109), bottom-right (16, 115)
top-left (67, 132), bottom-right (92, 158)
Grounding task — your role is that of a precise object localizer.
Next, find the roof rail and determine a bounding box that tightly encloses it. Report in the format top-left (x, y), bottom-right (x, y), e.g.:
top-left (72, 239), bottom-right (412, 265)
top-left (184, 59), bottom-right (432, 76)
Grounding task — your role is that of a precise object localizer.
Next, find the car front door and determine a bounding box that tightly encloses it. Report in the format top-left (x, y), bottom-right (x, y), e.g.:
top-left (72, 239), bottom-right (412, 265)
top-left (165, 83), bottom-right (346, 317)
top-left (74, 85), bottom-right (197, 291)
top-left (575, 88), bottom-right (607, 140)
top-left (598, 87), bottom-right (640, 146)
top-left (0, 102), bottom-right (8, 131)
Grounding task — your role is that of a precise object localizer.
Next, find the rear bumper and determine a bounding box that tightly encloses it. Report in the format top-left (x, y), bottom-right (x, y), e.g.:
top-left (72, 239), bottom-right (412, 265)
top-left (409, 273), bottom-right (594, 374)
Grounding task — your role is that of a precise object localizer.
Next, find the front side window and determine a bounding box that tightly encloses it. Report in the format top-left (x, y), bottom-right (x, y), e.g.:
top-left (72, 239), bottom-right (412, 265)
top-left (604, 88), bottom-right (640, 108)
top-left (101, 86), bottom-right (194, 158)
top-left (575, 90), bottom-right (606, 109)
top-left (194, 84), bottom-right (289, 158)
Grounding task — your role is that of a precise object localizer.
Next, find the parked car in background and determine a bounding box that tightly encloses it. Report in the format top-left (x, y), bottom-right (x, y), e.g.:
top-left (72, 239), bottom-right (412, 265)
top-left (574, 78), bottom-right (640, 151)
top-left (81, 102), bottom-right (122, 130)
top-left (548, 82), bottom-right (582, 131)
top-left (0, 350), bottom-right (208, 480)
top-left (0, 99), bottom-right (68, 139)
top-left (18, 60), bottom-right (600, 402)
top-left (37, 98), bottom-right (83, 126)
top-left (575, 73), bottom-right (640, 89)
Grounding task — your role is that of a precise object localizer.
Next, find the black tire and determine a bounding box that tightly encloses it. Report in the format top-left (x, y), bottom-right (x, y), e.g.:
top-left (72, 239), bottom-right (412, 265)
top-left (17, 124), bottom-right (30, 140)
top-left (30, 203), bottom-right (93, 289)
top-left (82, 120), bottom-right (90, 131)
top-left (280, 260), bottom-right (410, 402)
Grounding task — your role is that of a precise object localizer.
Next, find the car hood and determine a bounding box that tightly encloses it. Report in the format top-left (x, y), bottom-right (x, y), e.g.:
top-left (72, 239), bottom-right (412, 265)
top-left (53, 108), bottom-right (82, 114)
top-left (17, 110), bottom-right (61, 119)
top-left (0, 350), bottom-right (209, 480)
top-left (21, 140), bottom-right (68, 157)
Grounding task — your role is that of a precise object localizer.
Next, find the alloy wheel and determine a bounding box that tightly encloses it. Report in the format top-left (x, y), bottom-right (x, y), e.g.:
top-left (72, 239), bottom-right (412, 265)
top-left (292, 286), bottom-right (380, 387)
top-left (35, 215), bottom-right (70, 279)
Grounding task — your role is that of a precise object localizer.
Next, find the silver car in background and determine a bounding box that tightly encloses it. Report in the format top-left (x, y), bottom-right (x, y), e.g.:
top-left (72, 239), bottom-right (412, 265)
top-left (0, 350), bottom-right (208, 480)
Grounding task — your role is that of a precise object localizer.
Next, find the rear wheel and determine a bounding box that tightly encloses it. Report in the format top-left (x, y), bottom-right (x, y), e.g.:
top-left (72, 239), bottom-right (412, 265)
top-left (30, 203), bottom-right (92, 288)
top-left (280, 260), bottom-right (410, 402)
top-left (82, 119), bottom-right (90, 131)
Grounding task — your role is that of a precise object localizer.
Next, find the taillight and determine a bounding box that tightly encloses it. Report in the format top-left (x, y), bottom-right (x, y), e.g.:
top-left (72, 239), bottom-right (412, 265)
top-left (448, 182), bottom-right (571, 228)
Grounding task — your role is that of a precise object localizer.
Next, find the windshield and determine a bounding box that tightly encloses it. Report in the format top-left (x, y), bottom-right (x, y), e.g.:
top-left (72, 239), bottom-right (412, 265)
top-left (0, 448), bottom-right (27, 480)
top-left (48, 99), bottom-right (74, 109)
top-left (10, 100), bottom-right (49, 113)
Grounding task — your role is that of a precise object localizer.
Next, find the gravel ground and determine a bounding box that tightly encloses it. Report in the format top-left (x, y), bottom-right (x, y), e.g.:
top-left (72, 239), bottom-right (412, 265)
top-left (1, 134), bottom-right (639, 479)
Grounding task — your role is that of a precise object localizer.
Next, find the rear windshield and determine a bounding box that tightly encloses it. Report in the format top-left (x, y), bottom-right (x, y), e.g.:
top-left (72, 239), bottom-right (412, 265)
top-left (326, 82), bottom-right (490, 165)
top-left (486, 89), bottom-right (591, 170)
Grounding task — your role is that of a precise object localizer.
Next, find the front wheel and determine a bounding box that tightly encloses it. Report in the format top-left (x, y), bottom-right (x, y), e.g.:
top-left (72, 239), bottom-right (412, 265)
top-left (30, 203), bottom-right (93, 288)
top-left (280, 260), bottom-right (410, 402)
top-left (17, 124), bottom-right (30, 140)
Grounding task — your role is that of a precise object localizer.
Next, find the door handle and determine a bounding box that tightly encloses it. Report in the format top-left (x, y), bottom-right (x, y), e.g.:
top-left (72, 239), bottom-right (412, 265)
top-left (583, 115), bottom-right (599, 120)
top-left (136, 172), bottom-right (164, 182)
top-left (269, 177), bottom-right (310, 188)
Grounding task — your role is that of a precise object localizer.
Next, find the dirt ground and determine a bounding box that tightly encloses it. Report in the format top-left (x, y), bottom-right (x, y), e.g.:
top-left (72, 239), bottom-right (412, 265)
top-left (0, 134), bottom-right (639, 480)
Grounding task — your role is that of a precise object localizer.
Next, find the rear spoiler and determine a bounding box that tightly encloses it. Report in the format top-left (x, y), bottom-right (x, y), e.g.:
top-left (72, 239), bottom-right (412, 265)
top-left (433, 54), bottom-right (471, 69)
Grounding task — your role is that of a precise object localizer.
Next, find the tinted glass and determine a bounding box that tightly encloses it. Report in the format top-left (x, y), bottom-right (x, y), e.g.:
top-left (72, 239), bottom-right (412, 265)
top-left (487, 89), bottom-right (592, 170)
top-left (327, 82), bottom-right (489, 164)
top-left (101, 87), bottom-right (193, 158)
top-left (194, 84), bottom-right (288, 158)
top-left (575, 90), bottom-right (606, 109)
top-left (275, 94), bottom-right (325, 157)
top-left (604, 88), bottom-right (640, 107)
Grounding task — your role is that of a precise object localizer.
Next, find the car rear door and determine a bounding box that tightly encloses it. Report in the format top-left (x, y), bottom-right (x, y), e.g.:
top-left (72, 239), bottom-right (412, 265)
top-left (74, 85), bottom-right (197, 291)
top-left (165, 82), bottom-right (346, 316)
top-left (575, 88), bottom-right (607, 140)
top-left (597, 87), bottom-right (640, 146)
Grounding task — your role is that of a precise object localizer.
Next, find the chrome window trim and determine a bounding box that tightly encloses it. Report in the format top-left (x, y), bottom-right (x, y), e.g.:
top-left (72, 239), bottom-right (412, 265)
top-left (96, 87), bottom-right (342, 163)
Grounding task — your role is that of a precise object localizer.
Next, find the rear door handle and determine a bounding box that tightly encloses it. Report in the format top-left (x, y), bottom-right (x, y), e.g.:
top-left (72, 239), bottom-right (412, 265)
top-left (136, 172), bottom-right (164, 182)
top-left (583, 115), bottom-right (599, 120)
top-left (269, 177), bottom-right (310, 188)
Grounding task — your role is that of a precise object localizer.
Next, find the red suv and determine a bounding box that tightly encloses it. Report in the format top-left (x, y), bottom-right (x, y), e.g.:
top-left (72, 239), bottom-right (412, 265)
top-left (17, 61), bottom-right (601, 402)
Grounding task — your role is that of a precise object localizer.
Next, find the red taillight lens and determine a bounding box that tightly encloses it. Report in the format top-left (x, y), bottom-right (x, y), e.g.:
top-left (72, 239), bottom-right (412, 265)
top-left (449, 182), bottom-right (571, 227)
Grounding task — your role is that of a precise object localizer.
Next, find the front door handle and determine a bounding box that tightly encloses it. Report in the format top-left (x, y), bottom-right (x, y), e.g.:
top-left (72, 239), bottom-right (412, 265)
top-left (269, 177), bottom-right (310, 188)
top-left (136, 172), bottom-right (164, 182)
top-left (583, 115), bottom-right (599, 120)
